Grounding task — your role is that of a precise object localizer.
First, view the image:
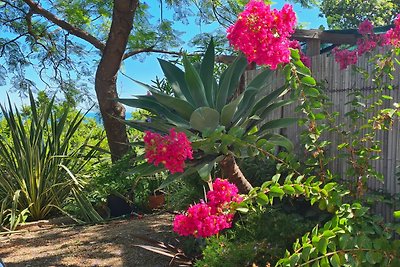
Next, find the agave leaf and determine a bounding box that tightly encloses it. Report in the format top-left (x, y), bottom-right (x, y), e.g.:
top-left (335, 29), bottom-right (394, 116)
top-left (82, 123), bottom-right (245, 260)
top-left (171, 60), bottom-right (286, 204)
top-left (150, 91), bottom-right (195, 121)
top-left (232, 87), bottom-right (259, 125)
top-left (158, 58), bottom-right (194, 103)
top-left (251, 85), bottom-right (289, 116)
top-left (124, 119), bottom-right (171, 133)
top-left (200, 40), bottom-right (216, 107)
top-left (216, 55), bottom-right (248, 112)
top-left (246, 100), bottom-right (294, 131)
top-left (183, 56), bottom-right (209, 107)
top-left (246, 68), bottom-right (273, 89)
top-left (258, 118), bottom-right (299, 133)
top-left (190, 107), bottom-right (220, 132)
top-left (221, 94), bottom-right (244, 127)
top-left (118, 97), bottom-right (190, 128)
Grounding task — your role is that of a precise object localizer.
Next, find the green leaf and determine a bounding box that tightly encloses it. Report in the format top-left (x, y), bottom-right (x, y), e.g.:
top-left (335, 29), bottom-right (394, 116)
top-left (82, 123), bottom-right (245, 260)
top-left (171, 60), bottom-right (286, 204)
top-left (183, 55), bottom-right (209, 107)
top-left (256, 192), bottom-right (269, 205)
top-left (118, 97), bottom-right (189, 127)
top-left (200, 40), bottom-right (216, 107)
top-left (150, 91), bottom-right (195, 121)
top-left (317, 237), bottom-right (328, 255)
top-left (294, 184), bottom-right (305, 194)
top-left (301, 76), bottom-right (317, 86)
top-left (216, 55), bottom-right (248, 111)
top-left (232, 88), bottom-right (259, 124)
top-left (303, 87), bottom-right (320, 97)
top-left (236, 207), bottom-right (249, 213)
top-left (258, 118), bottom-right (298, 132)
top-left (283, 185), bottom-right (296, 194)
top-left (366, 251), bottom-right (382, 265)
top-left (394, 210), bottom-right (400, 218)
top-left (197, 161), bottom-right (215, 182)
top-left (190, 107), bottom-right (220, 132)
top-left (251, 85), bottom-right (288, 115)
top-left (246, 68), bottom-right (272, 89)
top-left (158, 58), bottom-right (193, 102)
top-left (330, 253), bottom-right (341, 267)
top-left (221, 94), bottom-right (243, 127)
top-left (269, 186), bottom-right (285, 197)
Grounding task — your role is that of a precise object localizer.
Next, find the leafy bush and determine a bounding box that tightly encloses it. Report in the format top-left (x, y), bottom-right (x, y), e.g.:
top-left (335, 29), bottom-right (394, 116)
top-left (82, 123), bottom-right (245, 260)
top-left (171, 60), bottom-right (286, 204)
top-left (195, 207), bottom-right (321, 267)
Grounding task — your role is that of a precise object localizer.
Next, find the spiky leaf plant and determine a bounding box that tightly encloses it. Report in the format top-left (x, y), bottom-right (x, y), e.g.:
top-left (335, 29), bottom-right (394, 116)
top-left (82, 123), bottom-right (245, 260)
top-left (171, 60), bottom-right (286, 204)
top-left (0, 91), bottom-right (103, 230)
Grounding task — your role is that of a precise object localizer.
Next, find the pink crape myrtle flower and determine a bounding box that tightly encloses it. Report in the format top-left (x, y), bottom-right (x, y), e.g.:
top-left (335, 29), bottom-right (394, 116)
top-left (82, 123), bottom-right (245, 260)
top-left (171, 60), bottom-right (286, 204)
top-left (385, 15), bottom-right (400, 47)
top-left (173, 179), bottom-right (243, 238)
top-left (333, 17), bottom-right (398, 69)
top-left (143, 128), bottom-right (193, 174)
top-left (358, 19), bottom-right (374, 35)
top-left (332, 48), bottom-right (358, 70)
top-left (227, 0), bottom-right (297, 69)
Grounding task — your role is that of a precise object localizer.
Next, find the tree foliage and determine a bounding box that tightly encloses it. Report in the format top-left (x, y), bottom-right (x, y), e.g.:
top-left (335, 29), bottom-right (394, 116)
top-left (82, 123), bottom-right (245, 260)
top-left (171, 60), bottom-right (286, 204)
top-left (0, 0), bottom-right (182, 99)
top-left (319, 0), bottom-right (400, 29)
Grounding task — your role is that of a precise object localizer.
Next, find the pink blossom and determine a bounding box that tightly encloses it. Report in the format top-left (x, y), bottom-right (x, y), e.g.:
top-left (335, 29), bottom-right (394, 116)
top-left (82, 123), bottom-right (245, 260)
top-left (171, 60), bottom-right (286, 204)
top-left (226, 0), bottom-right (297, 69)
top-left (144, 128), bottom-right (193, 173)
top-left (385, 15), bottom-right (400, 47)
top-left (332, 48), bottom-right (358, 70)
top-left (173, 179), bottom-right (242, 238)
top-left (358, 20), bottom-right (374, 35)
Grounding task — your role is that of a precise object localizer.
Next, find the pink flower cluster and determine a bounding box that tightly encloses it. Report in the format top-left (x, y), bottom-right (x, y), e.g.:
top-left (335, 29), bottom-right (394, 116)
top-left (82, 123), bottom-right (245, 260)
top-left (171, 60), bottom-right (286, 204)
top-left (333, 16), bottom-right (400, 70)
top-left (386, 15), bottom-right (400, 47)
top-left (143, 128), bottom-right (193, 174)
top-left (226, 0), bottom-right (297, 70)
top-left (332, 48), bottom-right (358, 70)
top-left (173, 179), bottom-right (243, 238)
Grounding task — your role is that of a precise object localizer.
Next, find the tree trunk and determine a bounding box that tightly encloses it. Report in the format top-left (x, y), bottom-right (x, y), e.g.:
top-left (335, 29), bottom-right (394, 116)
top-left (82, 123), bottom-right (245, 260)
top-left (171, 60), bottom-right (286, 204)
top-left (95, 0), bottom-right (138, 162)
top-left (220, 154), bottom-right (253, 194)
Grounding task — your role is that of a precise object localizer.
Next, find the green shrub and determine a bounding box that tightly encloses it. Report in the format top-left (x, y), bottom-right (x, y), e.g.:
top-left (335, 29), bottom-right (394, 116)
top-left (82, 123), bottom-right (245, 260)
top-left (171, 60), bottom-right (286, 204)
top-left (195, 207), bottom-right (322, 267)
top-left (0, 91), bottom-right (104, 230)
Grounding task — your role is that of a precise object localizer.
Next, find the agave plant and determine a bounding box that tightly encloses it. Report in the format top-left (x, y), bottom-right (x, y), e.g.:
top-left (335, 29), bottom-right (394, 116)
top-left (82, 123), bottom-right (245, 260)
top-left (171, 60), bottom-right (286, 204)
top-left (0, 91), bottom-right (103, 230)
top-left (119, 41), bottom-right (297, 193)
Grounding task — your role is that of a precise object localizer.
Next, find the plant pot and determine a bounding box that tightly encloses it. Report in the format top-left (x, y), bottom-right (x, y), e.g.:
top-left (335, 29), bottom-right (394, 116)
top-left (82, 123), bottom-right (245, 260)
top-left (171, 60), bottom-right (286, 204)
top-left (148, 194), bottom-right (165, 210)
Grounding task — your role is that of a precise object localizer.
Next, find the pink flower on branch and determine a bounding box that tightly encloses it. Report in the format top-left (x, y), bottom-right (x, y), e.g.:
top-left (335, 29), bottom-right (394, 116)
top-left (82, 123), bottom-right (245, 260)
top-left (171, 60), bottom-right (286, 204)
top-left (226, 0), bottom-right (297, 69)
top-left (385, 15), bottom-right (400, 47)
top-left (173, 179), bottom-right (243, 238)
top-left (143, 128), bottom-right (193, 174)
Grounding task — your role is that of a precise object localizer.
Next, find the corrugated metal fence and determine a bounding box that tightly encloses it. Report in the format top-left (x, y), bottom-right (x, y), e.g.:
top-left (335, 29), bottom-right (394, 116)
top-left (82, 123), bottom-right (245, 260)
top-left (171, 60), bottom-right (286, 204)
top-left (245, 50), bottom-right (400, 221)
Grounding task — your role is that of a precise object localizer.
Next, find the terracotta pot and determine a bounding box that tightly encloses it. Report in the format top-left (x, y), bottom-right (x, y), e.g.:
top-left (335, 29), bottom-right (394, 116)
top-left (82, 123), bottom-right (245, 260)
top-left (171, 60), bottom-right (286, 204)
top-left (148, 194), bottom-right (165, 210)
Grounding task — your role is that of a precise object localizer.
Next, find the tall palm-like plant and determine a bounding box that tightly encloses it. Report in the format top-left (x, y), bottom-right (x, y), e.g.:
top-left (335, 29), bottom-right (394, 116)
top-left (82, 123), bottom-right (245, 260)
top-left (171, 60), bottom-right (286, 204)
top-left (0, 91), bottom-right (103, 228)
top-left (120, 41), bottom-right (297, 193)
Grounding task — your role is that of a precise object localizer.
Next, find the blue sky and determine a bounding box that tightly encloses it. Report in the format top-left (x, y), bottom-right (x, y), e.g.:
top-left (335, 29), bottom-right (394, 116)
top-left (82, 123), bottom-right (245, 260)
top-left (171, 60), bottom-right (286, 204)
top-left (0, 1), bottom-right (327, 110)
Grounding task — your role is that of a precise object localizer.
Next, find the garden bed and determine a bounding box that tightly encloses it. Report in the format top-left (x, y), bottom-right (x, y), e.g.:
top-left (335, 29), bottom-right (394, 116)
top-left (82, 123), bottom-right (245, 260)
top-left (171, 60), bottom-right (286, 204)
top-left (0, 213), bottom-right (189, 267)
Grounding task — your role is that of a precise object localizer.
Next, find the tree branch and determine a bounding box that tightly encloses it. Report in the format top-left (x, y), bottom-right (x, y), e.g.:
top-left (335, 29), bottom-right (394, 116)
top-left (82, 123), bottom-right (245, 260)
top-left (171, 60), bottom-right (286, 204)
top-left (21, 0), bottom-right (106, 52)
top-left (123, 47), bottom-right (196, 60)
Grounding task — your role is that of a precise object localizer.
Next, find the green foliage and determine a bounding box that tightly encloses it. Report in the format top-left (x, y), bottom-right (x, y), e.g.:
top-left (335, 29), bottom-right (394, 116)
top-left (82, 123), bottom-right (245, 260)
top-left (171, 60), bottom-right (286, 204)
top-left (319, 0), bottom-right (400, 29)
top-left (0, 90), bottom-right (104, 230)
top-left (196, 207), bottom-right (321, 267)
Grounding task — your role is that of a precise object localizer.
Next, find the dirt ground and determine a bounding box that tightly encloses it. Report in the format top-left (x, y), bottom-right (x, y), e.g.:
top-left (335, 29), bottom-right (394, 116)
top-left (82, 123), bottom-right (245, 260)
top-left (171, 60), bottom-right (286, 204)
top-left (0, 213), bottom-right (192, 267)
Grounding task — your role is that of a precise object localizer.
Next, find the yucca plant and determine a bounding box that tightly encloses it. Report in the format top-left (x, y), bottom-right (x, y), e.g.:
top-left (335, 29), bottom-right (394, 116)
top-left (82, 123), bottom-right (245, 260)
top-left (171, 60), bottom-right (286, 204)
top-left (0, 91), bottom-right (103, 230)
top-left (119, 40), bottom-right (298, 193)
